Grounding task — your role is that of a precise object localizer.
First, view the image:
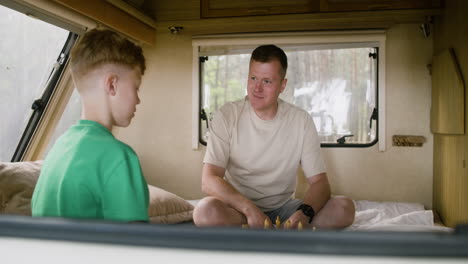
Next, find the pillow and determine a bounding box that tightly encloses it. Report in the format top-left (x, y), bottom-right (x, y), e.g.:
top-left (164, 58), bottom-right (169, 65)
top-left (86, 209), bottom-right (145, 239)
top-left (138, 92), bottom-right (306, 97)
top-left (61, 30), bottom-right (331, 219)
top-left (0, 161), bottom-right (194, 223)
top-left (0, 161), bottom-right (42, 215)
top-left (147, 184), bottom-right (194, 224)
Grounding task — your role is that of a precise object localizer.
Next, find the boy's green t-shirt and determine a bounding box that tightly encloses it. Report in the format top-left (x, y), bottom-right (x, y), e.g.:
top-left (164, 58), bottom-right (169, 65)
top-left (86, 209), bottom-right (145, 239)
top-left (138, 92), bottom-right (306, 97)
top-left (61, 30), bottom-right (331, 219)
top-left (32, 120), bottom-right (149, 222)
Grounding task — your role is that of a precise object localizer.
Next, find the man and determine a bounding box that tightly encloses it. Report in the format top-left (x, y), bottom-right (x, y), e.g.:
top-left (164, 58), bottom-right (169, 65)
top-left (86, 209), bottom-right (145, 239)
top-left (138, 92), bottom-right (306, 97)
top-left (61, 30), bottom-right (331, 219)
top-left (193, 45), bottom-right (355, 229)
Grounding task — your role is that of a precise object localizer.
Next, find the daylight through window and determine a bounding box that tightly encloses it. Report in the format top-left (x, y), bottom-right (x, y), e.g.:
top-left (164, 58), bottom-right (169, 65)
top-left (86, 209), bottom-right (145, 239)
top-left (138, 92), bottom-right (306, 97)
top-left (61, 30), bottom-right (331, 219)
top-left (0, 5), bottom-right (70, 161)
top-left (199, 44), bottom-right (378, 147)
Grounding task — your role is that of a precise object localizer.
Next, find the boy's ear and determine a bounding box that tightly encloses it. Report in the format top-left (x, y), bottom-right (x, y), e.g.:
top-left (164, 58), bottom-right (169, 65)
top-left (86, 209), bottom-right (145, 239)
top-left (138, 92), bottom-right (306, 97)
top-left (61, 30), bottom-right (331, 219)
top-left (105, 74), bottom-right (118, 96)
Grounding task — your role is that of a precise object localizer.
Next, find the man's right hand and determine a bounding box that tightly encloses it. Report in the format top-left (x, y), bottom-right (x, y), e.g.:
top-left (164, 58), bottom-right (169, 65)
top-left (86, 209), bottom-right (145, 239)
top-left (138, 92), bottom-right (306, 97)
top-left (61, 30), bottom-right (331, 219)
top-left (200, 163), bottom-right (270, 228)
top-left (244, 206), bottom-right (271, 228)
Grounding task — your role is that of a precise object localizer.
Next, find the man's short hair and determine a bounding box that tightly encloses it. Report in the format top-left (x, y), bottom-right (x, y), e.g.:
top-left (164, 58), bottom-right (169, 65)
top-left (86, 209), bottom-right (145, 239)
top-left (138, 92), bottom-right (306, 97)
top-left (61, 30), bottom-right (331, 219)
top-left (250, 45), bottom-right (288, 78)
top-left (70, 29), bottom-right (146, 79)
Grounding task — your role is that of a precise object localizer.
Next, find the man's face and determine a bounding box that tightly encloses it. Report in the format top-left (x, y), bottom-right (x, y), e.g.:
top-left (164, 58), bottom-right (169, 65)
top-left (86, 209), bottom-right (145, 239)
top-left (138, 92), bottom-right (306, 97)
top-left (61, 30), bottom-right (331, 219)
top-left (247, 59), bottom-right (287, 118)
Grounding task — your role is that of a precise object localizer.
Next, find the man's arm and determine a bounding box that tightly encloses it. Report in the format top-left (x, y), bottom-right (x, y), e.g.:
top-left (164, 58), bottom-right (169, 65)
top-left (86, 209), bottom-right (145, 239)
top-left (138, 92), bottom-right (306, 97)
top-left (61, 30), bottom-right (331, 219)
top-left (202, 163), bottom-right (271, 228)
top-left (303, 172), bottom-right (331, 213)
top-left (285, 172), bottom-right (330, 228)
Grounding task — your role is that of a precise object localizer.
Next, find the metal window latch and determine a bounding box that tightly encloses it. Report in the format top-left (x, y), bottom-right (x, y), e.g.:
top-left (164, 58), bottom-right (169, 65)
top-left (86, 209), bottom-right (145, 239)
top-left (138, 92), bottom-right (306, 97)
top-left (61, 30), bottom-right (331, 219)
top-left (200, 109), bottom-right (209, 128)
top-left (370, 108), bottom-right (378, 129)
top-left (369, 52), bottom-right (377, 59)
top-left (337, 135), bottom-right (354, 144)
top-left (58, 53), bottom-right (66, 65)
top-left (31, 99), bottom-right (44, 111)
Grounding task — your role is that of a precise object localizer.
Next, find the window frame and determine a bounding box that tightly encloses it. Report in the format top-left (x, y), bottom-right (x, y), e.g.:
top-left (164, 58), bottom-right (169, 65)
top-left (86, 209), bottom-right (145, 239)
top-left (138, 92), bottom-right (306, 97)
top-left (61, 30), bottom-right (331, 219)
top-left (0, 0), bottom-right (81, 162)
top-left (320, 46), bottom-right (380, 149)
top-left (191, 31), bottom-right (387, 151)
top-left (11, 32), bottom-right (78, 162)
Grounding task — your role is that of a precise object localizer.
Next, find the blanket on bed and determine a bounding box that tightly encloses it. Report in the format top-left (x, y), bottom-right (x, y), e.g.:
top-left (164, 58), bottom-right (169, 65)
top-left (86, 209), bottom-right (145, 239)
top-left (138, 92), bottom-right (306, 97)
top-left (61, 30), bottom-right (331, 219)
top-left (346, 200), bottom-right (452, 232)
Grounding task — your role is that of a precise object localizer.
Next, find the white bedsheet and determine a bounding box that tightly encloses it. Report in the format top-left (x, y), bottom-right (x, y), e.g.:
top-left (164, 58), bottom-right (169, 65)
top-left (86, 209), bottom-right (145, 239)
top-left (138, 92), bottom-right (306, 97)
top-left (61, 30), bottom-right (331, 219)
top-left (187, 199), bottom-right (453, 232)
top-left (345, 200), bottom-right (453, 232)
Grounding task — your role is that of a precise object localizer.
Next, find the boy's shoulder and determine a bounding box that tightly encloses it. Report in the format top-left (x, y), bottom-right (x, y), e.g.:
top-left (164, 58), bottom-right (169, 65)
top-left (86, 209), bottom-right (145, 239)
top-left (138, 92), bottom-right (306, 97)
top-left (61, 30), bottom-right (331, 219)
top-left (43, 122), bottom-right (139, 177)
top-left (64, 120), bottom-right (137, 158)
top-left (90, 134), bottom-right (136, 159)
top-left (108, 138), bottom-right (137, 156)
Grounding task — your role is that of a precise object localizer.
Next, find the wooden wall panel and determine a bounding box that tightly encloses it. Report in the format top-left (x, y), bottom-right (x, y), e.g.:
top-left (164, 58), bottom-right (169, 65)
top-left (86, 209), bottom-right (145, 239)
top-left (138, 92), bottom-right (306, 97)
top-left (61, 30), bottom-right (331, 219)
top-left (155, 9), bottom-right (440, 35)
top-left (152, 0), bottom-right (200, 21)
top-left (320, 0), bottom-right (443, 12)
top-left (53, 0), bottom-right (156, 45)
top-left (433, 0), bottom-right (468, 228)
top-left (431, 49), bottom-right (465, 135)
top-left (433, 136), bottom-right (442, 216)
top-left (463, 138), bottom-right (468, 223)
top-left (433, 135), bottom-right (465, 227)
top-left (201, 0), bottom-right (320, 18)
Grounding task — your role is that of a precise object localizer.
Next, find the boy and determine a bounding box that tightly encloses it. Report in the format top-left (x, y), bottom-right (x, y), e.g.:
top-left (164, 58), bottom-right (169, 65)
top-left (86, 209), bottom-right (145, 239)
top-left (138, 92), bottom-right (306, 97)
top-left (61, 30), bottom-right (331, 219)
top-left (32, 29), bottom-right (149, 222)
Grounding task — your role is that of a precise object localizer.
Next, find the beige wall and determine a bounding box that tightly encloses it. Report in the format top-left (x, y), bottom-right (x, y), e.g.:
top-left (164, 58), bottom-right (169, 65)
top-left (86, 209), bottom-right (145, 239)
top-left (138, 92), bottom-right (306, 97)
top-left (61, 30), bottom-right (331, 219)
top-left (115, 23), bottom-right (434, 208)
top-left (323, 24), bottom-right (433, 207)
top-left (114, 32), bottom-right (205, 199)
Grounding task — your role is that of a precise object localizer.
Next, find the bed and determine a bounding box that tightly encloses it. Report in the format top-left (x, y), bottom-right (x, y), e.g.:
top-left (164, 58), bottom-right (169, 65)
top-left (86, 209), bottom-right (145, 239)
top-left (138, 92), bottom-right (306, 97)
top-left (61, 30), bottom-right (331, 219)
top-left (185, 199), bottom-right (452, 232)
top-left (0, 161), bottom-right (452, 232)
top-left (345, 200), bottom-right (451, 232)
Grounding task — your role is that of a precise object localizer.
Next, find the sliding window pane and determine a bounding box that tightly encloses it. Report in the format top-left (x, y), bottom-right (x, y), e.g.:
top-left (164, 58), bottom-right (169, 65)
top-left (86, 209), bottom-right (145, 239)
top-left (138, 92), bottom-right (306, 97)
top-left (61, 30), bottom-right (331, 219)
top-left (0, 5), bottom-right (69, 161)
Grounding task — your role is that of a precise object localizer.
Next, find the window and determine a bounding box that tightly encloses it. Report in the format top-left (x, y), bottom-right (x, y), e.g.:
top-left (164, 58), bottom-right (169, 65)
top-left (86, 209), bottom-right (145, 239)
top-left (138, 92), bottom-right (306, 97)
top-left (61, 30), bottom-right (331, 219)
top-left (193, 32), bottom-right (386, 150)
top-left (44, 89), bottom-right (82, 156)
top-left (0, 4), bottom-right (77, 161)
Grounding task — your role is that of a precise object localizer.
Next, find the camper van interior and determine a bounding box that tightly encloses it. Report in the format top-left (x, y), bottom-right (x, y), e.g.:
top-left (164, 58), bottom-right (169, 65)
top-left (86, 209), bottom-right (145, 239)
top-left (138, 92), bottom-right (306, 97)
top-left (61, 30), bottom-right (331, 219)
top-left (0, 0), bottom-right (467, 262)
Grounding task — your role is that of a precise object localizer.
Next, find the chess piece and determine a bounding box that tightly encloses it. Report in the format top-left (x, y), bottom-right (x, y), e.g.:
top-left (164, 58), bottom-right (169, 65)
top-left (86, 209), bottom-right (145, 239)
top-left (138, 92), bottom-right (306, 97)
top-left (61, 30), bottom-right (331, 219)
top-left (275, 216), bottom-right (281, 229)
top-left (298, 221), bottom-right (303, 231)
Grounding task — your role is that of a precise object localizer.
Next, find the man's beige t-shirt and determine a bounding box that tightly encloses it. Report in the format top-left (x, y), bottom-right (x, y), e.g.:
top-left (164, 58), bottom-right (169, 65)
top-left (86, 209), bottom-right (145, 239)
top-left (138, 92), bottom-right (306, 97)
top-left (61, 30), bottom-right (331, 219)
top-left (204, 97), bottom-right (326, 211)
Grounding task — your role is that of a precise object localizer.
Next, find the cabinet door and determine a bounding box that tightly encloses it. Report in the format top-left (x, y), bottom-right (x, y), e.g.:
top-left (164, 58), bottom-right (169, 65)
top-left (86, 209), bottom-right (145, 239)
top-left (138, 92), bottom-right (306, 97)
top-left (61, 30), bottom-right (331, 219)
top-left (433, 135), bottom-right (465, 227)
top-left (320, 0), bottom-right (443, 12)
top-left (462, 135), bottom-right (468, 223)
top-left (201, 0), bottom-right (320, 18)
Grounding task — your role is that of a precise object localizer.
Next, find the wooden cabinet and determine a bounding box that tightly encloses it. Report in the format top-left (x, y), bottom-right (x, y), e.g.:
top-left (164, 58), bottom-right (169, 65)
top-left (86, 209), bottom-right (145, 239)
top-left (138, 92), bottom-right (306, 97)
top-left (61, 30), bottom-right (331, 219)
top-left (320, 0), bottom-right (443, 12)
top-left (463, 138), bottom-right (468, 224)
top-left (201, 0), bottom-right (320, 18)
top-left (433, 135), bottom-right (466, 227)
top-left (431, 49), bottom-right (467, 227)
top-left (201, 0), bottom-right (442, 18)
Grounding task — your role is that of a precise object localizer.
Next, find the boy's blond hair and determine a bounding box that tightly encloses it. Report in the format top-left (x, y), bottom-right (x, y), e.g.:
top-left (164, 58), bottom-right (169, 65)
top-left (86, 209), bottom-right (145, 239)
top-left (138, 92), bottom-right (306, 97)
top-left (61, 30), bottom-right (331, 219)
top-left (70, 29), bottom-right (146, 80)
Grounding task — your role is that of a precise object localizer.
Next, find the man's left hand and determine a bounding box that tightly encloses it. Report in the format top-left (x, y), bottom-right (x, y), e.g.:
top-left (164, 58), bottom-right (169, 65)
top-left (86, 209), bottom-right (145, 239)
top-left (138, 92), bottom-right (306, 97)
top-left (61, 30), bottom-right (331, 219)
top-left (284, 210), bottom-right (311, 229)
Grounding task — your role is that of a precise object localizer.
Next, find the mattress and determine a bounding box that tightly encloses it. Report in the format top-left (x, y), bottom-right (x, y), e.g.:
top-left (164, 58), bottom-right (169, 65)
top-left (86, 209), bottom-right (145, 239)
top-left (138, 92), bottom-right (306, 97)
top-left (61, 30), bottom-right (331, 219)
top-left (187, 199), bottom-right (453, 232)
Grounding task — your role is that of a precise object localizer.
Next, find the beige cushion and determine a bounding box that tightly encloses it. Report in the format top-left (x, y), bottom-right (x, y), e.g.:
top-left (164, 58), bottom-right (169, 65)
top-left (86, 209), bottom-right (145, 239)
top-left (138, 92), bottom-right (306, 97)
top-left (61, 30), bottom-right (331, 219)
top-left (0, 161), bottom-right (194, 223)
top-left (0, 161), bottom-right (42, 215)
top-left (147, 184), bottom-right (194, 224)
